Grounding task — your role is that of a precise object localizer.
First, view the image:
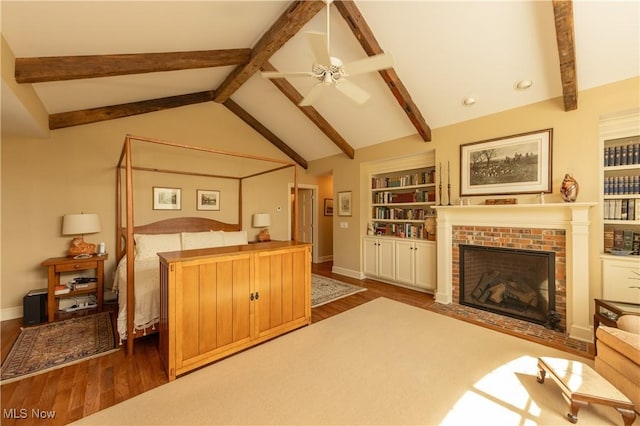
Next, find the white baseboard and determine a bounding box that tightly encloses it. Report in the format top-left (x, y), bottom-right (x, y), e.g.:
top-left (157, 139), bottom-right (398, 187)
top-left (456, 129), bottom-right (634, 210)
top-left (331, 266), bottom-right (364, 280)
top-left (1, 306), bottom-right (23, 321)
top-left (315, 255), bottom-right (333, 263)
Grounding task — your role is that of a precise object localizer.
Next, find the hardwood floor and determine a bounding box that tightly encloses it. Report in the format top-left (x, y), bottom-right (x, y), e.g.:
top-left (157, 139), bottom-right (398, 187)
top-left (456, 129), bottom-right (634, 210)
top-left (1, 262), bottom-right (434, 426)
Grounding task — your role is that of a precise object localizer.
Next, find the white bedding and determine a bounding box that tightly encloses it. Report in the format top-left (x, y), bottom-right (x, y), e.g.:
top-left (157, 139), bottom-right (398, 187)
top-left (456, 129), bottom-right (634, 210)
top-left (113, 230), bottom-right (248, 343)
top-left (113, 256), bottom-right (161, 342)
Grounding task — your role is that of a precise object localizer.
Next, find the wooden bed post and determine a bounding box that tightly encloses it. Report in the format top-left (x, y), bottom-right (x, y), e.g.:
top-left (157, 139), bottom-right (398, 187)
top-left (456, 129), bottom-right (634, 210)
top-left (293, 166), bottom-right (298, 242)
top-left (238, 179), bottom-right (243, 229)
top-left (124, 136), bottom-right (136, 356)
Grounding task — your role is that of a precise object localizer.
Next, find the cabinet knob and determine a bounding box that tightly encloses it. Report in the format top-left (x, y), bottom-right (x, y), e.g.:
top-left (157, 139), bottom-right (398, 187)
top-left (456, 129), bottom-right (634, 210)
top-left (74, 264), bottom-right (81, 269)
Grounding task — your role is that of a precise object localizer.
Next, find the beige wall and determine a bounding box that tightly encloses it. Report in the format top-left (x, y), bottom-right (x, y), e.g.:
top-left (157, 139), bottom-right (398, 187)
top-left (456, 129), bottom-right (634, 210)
top-left (1, 102), bottom-right (326, 316)
top-left (2, 77), bottom-right (638, 318)
top-left (308, 77), bottom-right (639, 306)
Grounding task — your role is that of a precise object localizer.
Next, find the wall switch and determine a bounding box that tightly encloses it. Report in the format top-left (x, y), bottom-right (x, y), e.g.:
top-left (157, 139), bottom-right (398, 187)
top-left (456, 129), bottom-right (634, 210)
top-left (340, 222), bottom-right (348, 229)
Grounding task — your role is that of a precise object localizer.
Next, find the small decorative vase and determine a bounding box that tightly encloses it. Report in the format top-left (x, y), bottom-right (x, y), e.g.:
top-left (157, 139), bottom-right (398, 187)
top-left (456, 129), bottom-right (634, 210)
top-left (560, 174), bottom-right (579, 202)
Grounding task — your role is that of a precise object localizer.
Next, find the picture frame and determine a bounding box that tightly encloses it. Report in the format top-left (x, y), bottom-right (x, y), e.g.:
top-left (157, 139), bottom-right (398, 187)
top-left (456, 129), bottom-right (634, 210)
top-left (153, 187), bottom-right (181, 210)
top-left (337, 191), bottom-right (352, 216)
top-left (196, 189), bottom-right (220, 211)
top-left (324, 198), bottom-right (334, 216)
top-left (460, 129), bottom-right (552, 196)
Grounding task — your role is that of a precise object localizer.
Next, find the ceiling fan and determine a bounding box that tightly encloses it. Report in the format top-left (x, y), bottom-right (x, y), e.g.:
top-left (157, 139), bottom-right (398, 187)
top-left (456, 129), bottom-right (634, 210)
top-left (261, 0), bottom-right (394, 106)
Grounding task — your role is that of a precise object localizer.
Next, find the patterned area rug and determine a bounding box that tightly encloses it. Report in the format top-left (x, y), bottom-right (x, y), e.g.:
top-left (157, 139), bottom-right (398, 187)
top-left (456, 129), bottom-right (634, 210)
top-left (312, 274), bottom-right (367, 307)
top-left (1, 312), bottom-right (117, 383)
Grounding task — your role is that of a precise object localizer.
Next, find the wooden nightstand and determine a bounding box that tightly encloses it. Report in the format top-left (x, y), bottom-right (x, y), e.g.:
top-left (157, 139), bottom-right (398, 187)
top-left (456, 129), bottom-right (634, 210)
top-left (41, 255), bottom-right (107, 322)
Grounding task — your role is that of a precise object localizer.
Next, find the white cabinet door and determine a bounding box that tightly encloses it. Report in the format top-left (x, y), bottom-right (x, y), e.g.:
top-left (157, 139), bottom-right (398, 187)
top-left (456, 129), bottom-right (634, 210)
top-left (377, 239), bottom-right (396, 281)
top-left (363, 237), bottom-right (379, 277)
top-left (602, 257), bottom-right (640, 303)
top-left (414, 241), bottom-right (436, 291)
top-left (394, 240), bottom-right (415, 285)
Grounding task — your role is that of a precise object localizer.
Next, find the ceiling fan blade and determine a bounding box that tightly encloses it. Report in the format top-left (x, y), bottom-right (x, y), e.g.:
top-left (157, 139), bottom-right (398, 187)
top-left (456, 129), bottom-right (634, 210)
top-left (342, 53), bottom-right (394, 76)
top-left (299, 83), bottom-right (326, 106)
top-left (335, 79), bottom-right (370, 104)
top-left (261, 71), bottom-right (314, 79)
top-left (306, 32), bottom-right (331, 65)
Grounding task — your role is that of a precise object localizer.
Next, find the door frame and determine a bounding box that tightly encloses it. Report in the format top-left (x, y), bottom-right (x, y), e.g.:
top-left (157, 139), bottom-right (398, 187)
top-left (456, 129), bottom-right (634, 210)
top-left (288, 183), bottom-right (319, 263)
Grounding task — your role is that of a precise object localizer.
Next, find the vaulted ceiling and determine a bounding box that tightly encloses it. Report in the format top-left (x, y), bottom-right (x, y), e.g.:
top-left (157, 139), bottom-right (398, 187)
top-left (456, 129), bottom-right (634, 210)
top-left (2, 1), bottom-right (639, 167)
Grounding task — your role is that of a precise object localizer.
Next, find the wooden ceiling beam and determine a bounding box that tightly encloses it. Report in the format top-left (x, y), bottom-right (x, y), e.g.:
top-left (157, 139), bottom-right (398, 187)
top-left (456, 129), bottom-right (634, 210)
top-left (15, 50), bottom-right (250, 83)
top-left (213, 0), bottom-right (325, 103)
top-left (223, 99), bottom-right (308, 169)
top-left (552, 0), bottom-right (578, 111)
top-left (261, 61), bottom-right (355, 159)
top-left (333, 0), bottom-right (431, 142)
top-left (49, 91), bottom-right (216, 129)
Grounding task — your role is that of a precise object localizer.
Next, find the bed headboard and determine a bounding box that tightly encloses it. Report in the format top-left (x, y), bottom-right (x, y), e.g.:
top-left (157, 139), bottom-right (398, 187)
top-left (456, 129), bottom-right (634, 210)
top-left (118, 217), bottom-right (241, 260)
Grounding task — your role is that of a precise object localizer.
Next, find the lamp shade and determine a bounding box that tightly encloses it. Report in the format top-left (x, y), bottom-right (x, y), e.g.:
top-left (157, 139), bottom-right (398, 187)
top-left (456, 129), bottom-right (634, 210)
top-left (62, 213), bottom-right (101, 235)
top-left (252, 213), bottom-right (271, 228)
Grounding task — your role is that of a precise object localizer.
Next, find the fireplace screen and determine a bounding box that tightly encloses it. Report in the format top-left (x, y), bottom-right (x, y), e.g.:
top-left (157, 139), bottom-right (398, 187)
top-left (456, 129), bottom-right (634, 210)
top-left (459, 244), bottom-right (557, 329)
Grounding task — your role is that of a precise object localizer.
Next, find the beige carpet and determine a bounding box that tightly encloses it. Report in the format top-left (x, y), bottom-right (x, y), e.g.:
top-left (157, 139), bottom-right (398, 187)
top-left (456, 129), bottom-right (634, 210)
top-left (74, 298), bottom-right (637, 425)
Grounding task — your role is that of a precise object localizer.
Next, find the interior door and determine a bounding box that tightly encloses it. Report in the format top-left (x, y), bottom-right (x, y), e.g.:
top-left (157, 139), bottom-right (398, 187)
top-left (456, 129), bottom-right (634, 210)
top-left (297, 188), bottom-right (313, 244)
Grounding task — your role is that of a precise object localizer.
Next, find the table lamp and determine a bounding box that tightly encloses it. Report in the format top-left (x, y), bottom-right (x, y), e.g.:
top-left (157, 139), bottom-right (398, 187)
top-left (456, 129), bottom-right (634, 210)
top-left (253, 213), bottom-right (271, 242)
top-left (62, 213), bottom-right (101, 258)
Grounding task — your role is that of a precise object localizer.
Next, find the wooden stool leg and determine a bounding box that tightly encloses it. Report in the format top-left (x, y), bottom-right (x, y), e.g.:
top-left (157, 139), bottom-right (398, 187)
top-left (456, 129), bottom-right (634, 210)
top-left (537, 364), bottom-right (546, 384)
top-left (566, 398), bottom-right (588, 424)
top-left (617, 408), bottom-right (636, 426)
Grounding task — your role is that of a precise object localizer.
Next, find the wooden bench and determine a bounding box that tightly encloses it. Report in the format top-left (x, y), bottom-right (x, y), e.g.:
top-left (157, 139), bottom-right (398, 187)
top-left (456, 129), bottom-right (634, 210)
top-left (537, 356), bottom-right (636, 425)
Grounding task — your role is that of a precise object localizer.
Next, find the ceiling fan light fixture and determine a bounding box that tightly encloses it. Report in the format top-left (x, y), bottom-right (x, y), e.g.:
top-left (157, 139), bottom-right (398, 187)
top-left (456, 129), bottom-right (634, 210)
top-left (515, 79), bottom-right (533, 90)
top-left (462, 97), bottom-right (477, 106)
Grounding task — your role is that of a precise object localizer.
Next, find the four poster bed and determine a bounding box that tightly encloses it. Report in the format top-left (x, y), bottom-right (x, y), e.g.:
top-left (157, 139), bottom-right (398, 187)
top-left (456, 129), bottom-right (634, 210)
top-left (116, 135), bottom-right (311, 373)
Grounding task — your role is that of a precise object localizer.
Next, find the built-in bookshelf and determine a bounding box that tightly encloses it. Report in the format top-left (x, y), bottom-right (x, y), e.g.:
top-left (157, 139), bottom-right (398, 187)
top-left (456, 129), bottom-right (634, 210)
top-left (602, 134), bottom-right (640, 255)
top-left (370, 166), bottom-right (437, 239)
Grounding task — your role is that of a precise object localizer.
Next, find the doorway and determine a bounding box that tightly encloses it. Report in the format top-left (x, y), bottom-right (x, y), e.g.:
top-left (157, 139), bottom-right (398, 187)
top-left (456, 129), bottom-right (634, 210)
top-left (288, 183), bottom-right (318, 263)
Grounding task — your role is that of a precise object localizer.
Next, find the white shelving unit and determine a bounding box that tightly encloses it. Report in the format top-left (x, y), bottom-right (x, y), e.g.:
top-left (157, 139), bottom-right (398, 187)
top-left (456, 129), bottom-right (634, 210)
top-left (599, 110), bottom-right (640, 304)
top-left (363, 158), bottom-right (437, 293)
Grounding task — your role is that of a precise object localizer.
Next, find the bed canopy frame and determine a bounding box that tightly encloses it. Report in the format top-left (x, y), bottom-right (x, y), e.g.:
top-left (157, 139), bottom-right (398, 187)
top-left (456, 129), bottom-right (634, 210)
top-left (116, 134), bottom-right (300, 355)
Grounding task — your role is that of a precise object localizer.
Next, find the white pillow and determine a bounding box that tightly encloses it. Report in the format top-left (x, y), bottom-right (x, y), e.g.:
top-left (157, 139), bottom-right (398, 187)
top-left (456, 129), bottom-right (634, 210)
top-left (222, 230), bottom-right (248, 246)
top-left (134, 233), bottom-right (181, 259)
top-left (181, 231), bottom-right (224, 250)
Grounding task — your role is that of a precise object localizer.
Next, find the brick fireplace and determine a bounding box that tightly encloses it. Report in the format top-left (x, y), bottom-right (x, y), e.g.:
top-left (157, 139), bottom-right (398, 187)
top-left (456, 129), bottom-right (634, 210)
top-left (456, 229), bottom-right (564, 331)
top-left (434, 203), bottom-right (596, 346)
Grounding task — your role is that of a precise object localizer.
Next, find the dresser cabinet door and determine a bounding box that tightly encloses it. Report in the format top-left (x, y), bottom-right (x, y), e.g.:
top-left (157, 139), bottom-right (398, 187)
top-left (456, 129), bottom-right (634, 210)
top-left (176, 254), bottom-right (253, 368)
top-left (255, 246), bottom-right (311, 338)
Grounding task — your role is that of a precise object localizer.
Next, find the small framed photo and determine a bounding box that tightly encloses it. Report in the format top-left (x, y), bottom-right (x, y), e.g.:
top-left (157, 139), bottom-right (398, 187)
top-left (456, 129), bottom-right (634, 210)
top-left (337, 191), bottom-right (352, 216)
top-left (153, 187), bottom-right (181, 210)
top-left (197, 189), bottom-right (220, 211)
top-left (324, 198), bottom-right (334, 216)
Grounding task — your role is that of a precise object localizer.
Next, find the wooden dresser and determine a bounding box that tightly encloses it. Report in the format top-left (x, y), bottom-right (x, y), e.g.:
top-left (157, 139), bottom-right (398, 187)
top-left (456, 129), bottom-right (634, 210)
top-left (158, 241), bottom-right (311, 380)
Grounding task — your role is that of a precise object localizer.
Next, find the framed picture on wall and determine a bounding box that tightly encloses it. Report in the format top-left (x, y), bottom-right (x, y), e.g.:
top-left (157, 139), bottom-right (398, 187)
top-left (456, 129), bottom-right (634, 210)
top-left (337, 191), bottom-right (352, 216)
top-left (460, 128), bottom-right (552, 196)
top-left (153, 187), bottom-right (181, 210)
top-left (324, 198), bottom-right (333, 216)
top-left (196, 189), bottom-right (220, 211)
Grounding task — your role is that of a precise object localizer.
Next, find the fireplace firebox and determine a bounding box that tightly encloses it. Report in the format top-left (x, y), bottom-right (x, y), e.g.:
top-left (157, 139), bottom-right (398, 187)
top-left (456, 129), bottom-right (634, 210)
top-left (459, 244), bottom-right (560, 330)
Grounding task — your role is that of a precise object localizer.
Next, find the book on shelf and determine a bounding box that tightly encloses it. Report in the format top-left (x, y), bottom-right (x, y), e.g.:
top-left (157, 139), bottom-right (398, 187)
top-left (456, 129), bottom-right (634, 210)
top-left (604, 143), bottom-right (640, 167)
top-left (603, 229), bottom-right (614, 252)
top-left (603, 198), bottom-right (640, 221)
top-left (623, 229), bottom-right (634, 251)
top-left (73, 281), bottom-right (97, 290)
top-left (632, 232), bottom-right (640, 255)
top-left (54, 284), bottom-right (70, 295)
top-left (613, 229), bottom-right (624, 249)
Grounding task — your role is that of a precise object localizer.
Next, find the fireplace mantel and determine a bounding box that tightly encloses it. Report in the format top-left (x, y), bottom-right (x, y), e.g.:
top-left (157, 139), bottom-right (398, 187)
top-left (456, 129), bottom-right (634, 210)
top-left (434, 202), bottom-right (597, 342)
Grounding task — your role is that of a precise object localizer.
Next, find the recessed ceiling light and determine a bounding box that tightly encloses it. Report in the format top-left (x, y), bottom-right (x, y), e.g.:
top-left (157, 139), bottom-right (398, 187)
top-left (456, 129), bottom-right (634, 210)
top-left (515, 80), bottom-right (533, 90)
top-left (462, 97), bottom-right (477, 106)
